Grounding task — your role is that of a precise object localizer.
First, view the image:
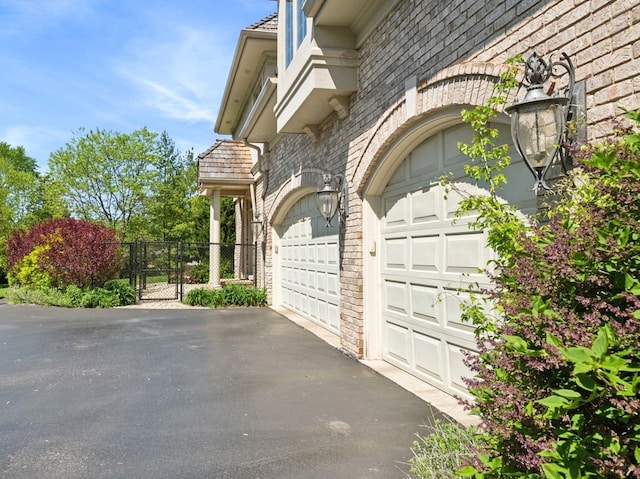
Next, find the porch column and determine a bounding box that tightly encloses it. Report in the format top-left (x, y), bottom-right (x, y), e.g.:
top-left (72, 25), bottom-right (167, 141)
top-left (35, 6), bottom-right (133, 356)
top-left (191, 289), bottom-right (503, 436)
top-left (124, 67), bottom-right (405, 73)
top-left (209, 189), bottom-right (221, 288)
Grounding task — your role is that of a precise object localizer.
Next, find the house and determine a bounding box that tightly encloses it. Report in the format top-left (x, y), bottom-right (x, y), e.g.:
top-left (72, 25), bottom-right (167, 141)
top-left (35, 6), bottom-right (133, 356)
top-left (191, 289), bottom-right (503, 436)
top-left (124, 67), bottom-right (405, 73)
top-left (199, 0), bottom-right (640, 420)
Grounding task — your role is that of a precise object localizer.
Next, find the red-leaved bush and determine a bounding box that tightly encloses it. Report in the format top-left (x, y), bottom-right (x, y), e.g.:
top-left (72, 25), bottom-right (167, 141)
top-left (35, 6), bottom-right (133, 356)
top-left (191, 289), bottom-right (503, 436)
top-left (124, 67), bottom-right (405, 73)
top-left (456, 110), bottom-right (640, 477)
top-left (7, 218), bottom-right (121, 288)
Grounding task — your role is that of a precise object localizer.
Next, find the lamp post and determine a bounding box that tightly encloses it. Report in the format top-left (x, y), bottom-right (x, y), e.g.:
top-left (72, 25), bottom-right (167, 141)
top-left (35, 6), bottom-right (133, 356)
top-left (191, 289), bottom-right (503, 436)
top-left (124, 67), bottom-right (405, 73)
top-left (316, 173), bottom-right (348, 227)
top-left (505, 52), bottom-right (575, 192)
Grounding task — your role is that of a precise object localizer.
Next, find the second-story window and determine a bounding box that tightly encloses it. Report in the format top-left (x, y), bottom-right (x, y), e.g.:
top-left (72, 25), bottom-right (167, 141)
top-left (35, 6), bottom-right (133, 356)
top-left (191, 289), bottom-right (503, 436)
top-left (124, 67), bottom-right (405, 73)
top-left (297, 1), bottom-right (307, 47)
top-left (285, 0), bottom-right (307, 67)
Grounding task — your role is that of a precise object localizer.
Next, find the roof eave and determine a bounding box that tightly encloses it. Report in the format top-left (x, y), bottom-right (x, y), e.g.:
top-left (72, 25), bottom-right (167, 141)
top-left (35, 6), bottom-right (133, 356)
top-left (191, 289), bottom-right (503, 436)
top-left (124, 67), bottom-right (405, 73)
top-left (215, 28), bottom-right (277, 135)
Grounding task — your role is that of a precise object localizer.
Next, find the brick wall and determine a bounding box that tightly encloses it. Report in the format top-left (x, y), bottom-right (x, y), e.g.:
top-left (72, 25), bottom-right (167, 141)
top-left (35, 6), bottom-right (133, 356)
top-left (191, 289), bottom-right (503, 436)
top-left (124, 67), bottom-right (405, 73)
top-left (260, 0), bottom-right (640, 357)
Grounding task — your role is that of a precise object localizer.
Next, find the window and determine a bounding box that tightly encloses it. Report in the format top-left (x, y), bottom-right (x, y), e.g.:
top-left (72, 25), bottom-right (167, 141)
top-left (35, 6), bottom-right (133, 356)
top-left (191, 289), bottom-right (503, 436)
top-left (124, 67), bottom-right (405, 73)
top-left (284, 0), bottom-right (307, 67)
top-left (297, 1), bottom-right (307, 47)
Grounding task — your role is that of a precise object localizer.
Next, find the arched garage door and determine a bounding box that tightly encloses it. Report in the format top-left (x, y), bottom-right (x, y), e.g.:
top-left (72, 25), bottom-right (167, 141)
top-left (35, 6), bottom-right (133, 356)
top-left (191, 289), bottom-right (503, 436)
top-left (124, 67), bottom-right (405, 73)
top-left (379, 123), bottom-right (534, 397)
top-left (280, 193), bottom-right (340, 334)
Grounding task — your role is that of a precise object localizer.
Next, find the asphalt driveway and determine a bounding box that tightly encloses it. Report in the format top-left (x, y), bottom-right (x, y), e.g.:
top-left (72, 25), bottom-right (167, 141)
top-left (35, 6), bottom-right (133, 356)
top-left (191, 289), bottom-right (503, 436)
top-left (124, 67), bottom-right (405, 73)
top-left (0, 304), bottom-right (443, 478)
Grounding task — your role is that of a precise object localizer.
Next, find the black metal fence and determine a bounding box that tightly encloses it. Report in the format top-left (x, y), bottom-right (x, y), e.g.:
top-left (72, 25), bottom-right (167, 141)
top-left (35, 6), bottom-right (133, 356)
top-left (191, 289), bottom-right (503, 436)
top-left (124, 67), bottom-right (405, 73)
top-left (112, 242), bottom-right (257, 301)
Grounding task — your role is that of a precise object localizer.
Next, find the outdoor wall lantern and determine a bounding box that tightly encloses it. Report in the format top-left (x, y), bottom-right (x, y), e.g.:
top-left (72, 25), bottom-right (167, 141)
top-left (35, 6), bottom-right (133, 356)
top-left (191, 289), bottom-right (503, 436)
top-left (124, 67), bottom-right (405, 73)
top-left (316, 173), bottom-right (349, 227)
top-left (505, 52), bottom-right (576, 192)
top-left (251, 215), bottom-right (267, 240)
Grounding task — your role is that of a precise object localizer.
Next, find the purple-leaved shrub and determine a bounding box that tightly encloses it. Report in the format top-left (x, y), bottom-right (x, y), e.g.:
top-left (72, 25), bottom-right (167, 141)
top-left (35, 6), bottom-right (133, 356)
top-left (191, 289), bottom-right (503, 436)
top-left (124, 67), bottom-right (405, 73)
top-left (456, 107), bottom-right (640, 478)
top-left (7, 218), bottom-right (121, 288)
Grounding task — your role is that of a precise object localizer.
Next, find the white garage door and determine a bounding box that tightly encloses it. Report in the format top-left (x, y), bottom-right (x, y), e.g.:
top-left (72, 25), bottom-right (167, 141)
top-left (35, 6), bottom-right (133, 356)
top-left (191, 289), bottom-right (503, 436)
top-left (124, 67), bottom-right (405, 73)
top-left (380, 123), bottom-right (534, 397)
top-left (281, 193), bottom-right (340, 334)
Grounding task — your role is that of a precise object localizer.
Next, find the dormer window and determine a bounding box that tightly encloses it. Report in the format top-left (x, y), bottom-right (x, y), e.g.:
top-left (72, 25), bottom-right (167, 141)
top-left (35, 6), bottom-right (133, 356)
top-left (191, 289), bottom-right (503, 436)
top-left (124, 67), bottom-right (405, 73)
top-left (285, 0), bottom-right (307, 66)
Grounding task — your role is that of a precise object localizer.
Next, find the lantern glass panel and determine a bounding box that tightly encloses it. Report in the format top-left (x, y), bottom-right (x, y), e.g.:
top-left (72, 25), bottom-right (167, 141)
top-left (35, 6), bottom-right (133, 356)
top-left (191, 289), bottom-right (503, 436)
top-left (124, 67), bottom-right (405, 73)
top-left (316, 191), bottom-right (338, 222)
top-left (514, 102), bottom-right (564, 169)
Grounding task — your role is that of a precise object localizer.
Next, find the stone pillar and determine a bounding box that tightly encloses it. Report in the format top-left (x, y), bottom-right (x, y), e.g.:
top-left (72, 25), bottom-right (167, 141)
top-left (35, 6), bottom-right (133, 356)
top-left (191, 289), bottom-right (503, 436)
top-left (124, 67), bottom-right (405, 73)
top-left (209, 190), bottom-right (221, 288)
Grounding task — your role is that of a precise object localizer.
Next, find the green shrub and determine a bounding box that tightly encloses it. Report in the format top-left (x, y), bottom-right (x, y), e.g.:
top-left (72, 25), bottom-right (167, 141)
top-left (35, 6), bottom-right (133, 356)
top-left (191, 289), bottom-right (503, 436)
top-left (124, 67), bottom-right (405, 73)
top-left (183, 284), bottom-right (267, 308)
top-left (410, 420), bottom-right (478, 479)
top-left (447, 64), bottom-right (640, 477)
top-left (10, 244), bottom-right (53, 288)
top-left (7, 283), bottom-right (137, 308)
top-left (103, 280), bottom-right (137, 306)
top-left (183, 287), bottom-right (220, 307)
top-left (186, 263), bottom-right (209, 283)
top-left (7, 286), bottom-right (70, 307)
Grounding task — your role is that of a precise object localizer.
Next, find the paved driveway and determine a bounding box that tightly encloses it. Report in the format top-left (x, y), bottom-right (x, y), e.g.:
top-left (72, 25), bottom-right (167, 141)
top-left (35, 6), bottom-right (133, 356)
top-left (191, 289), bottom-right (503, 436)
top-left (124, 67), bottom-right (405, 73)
top-left (0, 304), bottom-right (443, 478)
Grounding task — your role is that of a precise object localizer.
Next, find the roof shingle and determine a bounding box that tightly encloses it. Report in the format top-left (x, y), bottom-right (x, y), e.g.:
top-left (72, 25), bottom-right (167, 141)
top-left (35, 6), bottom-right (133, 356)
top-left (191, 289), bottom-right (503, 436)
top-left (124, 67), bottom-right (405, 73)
top-left (198, 140), bottom-right (253, 183)
top-left (245, 12), bottom-right (277, 32)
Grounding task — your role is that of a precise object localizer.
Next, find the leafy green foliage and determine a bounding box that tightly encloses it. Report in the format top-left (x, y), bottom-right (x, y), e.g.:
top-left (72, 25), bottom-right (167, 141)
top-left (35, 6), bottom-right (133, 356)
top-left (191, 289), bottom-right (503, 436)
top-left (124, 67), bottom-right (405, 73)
top-left (7, 281), bottom-right (136, 308)
top-left (183, 284), bottom-right (267, 308)
top-left (450, 73), bottom-right (640, 477)
top-left (48, 127), bottom-right (162, 241)
top-left (0, 142), bottom-right (67, 282)
top-left (186, 263), bottom-right (209, 284)
top-left (410, 419), bottom-right (478, 479)
top-left (47, 128), bottom-right (215, 244)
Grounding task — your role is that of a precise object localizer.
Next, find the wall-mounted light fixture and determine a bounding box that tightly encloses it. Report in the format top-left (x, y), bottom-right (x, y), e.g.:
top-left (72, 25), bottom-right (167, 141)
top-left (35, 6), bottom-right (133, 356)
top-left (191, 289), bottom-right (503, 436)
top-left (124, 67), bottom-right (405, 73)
top-left (316, 173), bottom-right (349, 227)
top-left (505, 52), bottom-right (577, 192)
top-left (251, 215), bottom-right (267, 241)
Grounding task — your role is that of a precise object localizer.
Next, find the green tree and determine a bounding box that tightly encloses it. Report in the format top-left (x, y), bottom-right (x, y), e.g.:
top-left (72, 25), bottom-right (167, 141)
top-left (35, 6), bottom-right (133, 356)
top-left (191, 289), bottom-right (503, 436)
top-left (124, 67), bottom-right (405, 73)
top-left (220, 197), bottom-right (236, 244)
top-left (147, 132), bottom-right (201, 241)
top-left (0, 143), bottom-right (66, 282)
top-left (48, 128), bottom-right (160, 241)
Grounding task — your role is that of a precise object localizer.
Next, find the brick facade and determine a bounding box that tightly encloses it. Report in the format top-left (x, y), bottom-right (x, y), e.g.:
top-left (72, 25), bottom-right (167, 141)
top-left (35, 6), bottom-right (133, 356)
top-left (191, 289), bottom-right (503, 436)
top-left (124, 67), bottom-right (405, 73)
top-left (256, 0), bottom-right (640, 358)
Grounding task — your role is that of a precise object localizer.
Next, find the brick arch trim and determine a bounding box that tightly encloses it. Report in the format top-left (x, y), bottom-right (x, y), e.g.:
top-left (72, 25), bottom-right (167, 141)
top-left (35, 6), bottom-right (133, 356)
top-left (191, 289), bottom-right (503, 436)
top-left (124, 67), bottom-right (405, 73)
top-left (268, 167), bottom-right (325, 226)
top-left (352, 61), bottom-right (515, 196)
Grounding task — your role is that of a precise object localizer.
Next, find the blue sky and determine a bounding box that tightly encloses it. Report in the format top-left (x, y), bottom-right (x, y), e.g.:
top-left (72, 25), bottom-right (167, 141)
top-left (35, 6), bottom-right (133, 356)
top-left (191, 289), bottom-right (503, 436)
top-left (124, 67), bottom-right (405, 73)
top-left (0, 0), bottom-right (277, 171)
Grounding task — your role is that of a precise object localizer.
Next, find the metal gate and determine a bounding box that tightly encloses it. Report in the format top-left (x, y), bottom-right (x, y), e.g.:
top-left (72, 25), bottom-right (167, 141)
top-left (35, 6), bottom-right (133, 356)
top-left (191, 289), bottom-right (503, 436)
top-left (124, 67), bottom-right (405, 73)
top-left (115, 242), bottom-right (257, 302)
top-left (138, 242), bottom-right (182, 301)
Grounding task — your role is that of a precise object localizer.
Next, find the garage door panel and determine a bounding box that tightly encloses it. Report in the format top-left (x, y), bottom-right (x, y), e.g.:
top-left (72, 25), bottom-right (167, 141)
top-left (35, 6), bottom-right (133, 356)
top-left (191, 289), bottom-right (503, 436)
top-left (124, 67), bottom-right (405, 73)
top-left (383, 194), bottom-right (408, 227)
top-left (327, 242), bottom-right (338, 265)
top-left (444, 184), bottom-right (481, 220)
top-left (327, 271), bottom-right (339, 296)
top-left (410, 283), bottom-right (439, 324)
top-left (443, 289), bottom-right (476, 335)
top-left (304, 243), bottom-right (314, 263)
top-left (444, 124), bottom-right (473, 167)
top-left (411, 235), bottom-right (439, 272)
top-left (410, 135), bottom-right (440, 177)
top-left (414, 332), bottom-right (444, 382)
top-left (385, 322), bottom-right (411, 365)
top-left (327, 302), bottom-right (340, 330)
top-left (316, 271), bottom-right (327, 293)
top-left (445, 232), bottom-right (486, 274)
top-left (447, 343), bottom-right (474, 395)
top-left (383, 237), bottom-right (408, 270)
top-left (410, 187), bottom-right (441, 224)
top-left (384, 280), bottom-right (408, 315)
top-left (315, 242), bottom-right (327, 264)
top-left (387, 160), bottom-right (408, 187)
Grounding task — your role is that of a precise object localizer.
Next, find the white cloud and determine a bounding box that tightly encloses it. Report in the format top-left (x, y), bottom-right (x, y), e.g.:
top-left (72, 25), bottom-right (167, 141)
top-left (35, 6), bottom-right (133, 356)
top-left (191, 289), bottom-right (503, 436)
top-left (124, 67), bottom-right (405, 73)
top-left (113, 23), bottom-right (231, 125)
top-left (0, 124), bottom-right (69, 167)
top-left (131, 77), bottom-right (215, 122)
